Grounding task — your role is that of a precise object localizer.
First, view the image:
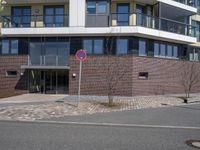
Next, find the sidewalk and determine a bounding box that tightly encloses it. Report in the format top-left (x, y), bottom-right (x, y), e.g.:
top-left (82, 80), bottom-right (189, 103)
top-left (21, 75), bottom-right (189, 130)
top-left (0, 94), bottom-right (197, 121)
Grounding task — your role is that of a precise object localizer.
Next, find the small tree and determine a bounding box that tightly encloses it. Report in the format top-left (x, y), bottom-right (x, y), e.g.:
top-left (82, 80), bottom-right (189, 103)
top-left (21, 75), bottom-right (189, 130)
top-left (180, 61), bottom-right (200, 101)
top-left (101, 36), bottom-right (129, 106)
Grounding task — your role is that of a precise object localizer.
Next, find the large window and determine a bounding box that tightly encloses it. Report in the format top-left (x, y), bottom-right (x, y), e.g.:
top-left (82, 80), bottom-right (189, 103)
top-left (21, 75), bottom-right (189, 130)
top-left (87, 1), bottom-right (108, 14)
top-left (44, 6), bottom-right (64, 27)
top-left (83, 40), bottom-right (93, 54)
top-left (2, 40), bottom-right (9, 54)
top-left (1, 39), bottom-right (19, 55)
top-left (192, 20), bottom-right (200, 41)
top-left (11, 7), bottom-right (31, 27)
top-left (136, 5), bottom-right (146, 26)
top-left (167, 45), bottom-right (173, 57)
top-left (83, 39), bottom-right (104, 54)
top-left (139, 40), bottom-right (147, 56)
top-left (160, 44), bottom-right (166, 57)
top-left (154, 42), bottom-right (179, 59)
top-left (117, 39), bottom-right (128, 54)
top-left (87, 2), bottom-right (96, 14)
top-left (154, 42), bottom-right (159, 56)
top-left (117, 4), bottom-right (129, 26)
top-left (11, 40), bottom-right (19, 54)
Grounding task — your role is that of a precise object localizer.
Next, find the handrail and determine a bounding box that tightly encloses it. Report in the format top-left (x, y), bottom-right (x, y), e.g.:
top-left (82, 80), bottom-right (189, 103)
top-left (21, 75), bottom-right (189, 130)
top-left (173, 0), bottom-right (196, 7)
top-left (2, 14), bottom-right (69, 28)
top-left (110, 12), bottom-right (196, 37)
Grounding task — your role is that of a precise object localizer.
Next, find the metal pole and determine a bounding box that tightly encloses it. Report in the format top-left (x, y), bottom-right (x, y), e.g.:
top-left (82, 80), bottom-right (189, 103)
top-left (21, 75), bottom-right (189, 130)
top-left (78, 60), bottom-right (82, 106)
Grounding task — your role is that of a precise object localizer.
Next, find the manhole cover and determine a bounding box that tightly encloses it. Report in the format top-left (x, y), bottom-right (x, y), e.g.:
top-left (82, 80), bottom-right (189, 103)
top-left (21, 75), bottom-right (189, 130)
top-left (186, 140), bottom-right (200, 149)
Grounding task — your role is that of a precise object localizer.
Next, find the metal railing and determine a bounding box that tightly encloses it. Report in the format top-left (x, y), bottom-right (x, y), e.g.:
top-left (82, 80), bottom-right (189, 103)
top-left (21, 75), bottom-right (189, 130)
top-left (173, 0), bottom-right (196, 7)
top-left (28, 55), bottom-right (69, 66)
top-left (110, 13), bottom-right (196, 37)
top-left (2, 14), bottom-right (69, 28)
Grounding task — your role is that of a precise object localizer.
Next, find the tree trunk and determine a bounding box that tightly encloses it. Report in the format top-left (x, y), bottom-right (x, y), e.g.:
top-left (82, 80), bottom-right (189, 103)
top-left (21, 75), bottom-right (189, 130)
top-left (108, 94), bottom-right (114, 106)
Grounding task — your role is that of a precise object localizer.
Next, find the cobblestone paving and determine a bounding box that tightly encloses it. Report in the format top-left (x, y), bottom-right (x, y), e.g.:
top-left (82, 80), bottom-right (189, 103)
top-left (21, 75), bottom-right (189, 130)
top-left (0, 95), bottom-right (196, 121)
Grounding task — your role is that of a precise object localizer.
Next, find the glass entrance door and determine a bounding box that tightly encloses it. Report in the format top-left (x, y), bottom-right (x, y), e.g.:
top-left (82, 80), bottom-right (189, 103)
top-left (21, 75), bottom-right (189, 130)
top-left (45, 71), bottom-right (57, 94)
top-left (29, 70), bottom-right (68, 94)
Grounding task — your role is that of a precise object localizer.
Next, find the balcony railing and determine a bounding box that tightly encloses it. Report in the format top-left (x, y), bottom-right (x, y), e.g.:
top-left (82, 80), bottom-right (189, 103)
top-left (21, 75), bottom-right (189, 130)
top-left (2, 14), bottom-right (69, 28)
top-left (28, 55), bottom-right (69, 66)
top-left (110, 13), bottom-right (196, 37)
top-left (173, 0), bottom-right (196, 7)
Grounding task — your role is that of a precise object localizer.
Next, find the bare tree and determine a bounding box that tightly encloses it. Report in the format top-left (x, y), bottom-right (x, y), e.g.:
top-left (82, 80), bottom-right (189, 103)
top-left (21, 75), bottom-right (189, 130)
top-left (100, 36), bottom-right (129, 106)
top-left (180, 61), bottom-right (200, 102)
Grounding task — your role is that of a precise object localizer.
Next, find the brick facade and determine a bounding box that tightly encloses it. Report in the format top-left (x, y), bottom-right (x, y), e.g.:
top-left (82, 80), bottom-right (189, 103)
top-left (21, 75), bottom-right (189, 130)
top-left (69, 55), bottom-right (200, 96)
top-left (0, 55), bottom-right (200, 97)
top-left (0, 56), bottom-right (28, 97)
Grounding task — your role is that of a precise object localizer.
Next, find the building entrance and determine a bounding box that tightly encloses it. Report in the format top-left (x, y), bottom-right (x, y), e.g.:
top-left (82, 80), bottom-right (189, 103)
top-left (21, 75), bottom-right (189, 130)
top-left (29, 70), bottom-right (69, 94)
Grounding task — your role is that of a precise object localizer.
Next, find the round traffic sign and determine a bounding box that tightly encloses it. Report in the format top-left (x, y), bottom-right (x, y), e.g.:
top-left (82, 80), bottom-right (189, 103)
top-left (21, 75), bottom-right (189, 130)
top-left (75, 49), bottom-right (87, 61)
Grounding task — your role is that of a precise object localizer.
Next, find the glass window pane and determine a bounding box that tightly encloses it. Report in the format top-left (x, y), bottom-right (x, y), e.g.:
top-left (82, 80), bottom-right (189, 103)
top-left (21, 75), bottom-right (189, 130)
top-left (83, 40), bottom-right (93, 54)
top-left (55, 8), bottom-right (64, 15)
top-left (45, 8), bottom-right (54, 15)
top-left (139, 40), bottom-right (146, 56)
top-left (30, 42), bottom-right (42, 65)
top-left (94, 39), bottom-right (103, 54)
top-left (45, 16), bottom-right (53, 23)
top-left (173, 46), bottom-right (178, 58)
top-left (55, 16), bottom-right (64, 23)
top-left (117, 5), bottom-right (129, 26)
top-left (117, 39), bottom-right (128, 54)
top-left (2, 40), bottom-right (9, 54)
top-left (11, 40), bottom-right (18, 54)
top-left (167, 45), bottom-right (173, 57)
top-left (154, 42), bottom-right (159, 56)
top-left (22, 16), bottom-right (31, 24)
top-left (118, 5), bottom-right (129, 13)
top-left (160, 44), bottom-right (166, 57)
top-left (98, 2), bottom-right (107, 13)
top-left (87, 2), bottom-right (96, 14)
top-left (13, 8), bottom-right (21, 16)
top-left (23, 8), bottom-right (31, 15)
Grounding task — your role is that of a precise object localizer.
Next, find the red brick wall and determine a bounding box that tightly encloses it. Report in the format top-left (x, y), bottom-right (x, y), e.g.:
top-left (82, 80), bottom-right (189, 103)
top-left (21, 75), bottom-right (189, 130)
top-left (69, 55), bottom-right (200, 96)
top-left (0, 56), bottom-right (28, 97)
top-left (1, 55), bottom-right (200, 97)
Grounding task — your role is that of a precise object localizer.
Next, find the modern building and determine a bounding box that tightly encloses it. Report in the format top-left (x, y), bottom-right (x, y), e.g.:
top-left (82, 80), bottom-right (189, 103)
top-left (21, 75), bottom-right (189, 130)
top-left (0, 0), bottom-right (200, 97)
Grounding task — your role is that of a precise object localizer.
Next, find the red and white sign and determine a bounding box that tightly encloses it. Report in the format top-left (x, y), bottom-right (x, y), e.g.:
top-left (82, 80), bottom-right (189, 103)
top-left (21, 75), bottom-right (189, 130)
top-left (75, 49), bottom-right (87, 61)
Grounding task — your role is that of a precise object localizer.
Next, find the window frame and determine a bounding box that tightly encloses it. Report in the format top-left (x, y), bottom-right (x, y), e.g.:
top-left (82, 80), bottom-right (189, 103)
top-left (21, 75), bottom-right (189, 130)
top-left (116, 38), bottom-right (128, 55)
top-left (44, 5), bottom-right (65, 27)
top-left (83, 38), bottom-right (104, 55)
top-left (117, 3), bottom-right (130, 26)
top-left (86, 0), bottom-right (108, 14)
top-left (11, 6), bottom-right (31, 27)
top-left (6, 70), bottom-right (18, 78)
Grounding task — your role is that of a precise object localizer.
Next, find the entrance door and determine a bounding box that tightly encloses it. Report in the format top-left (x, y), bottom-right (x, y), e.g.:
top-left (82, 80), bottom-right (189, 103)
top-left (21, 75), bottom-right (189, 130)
top-left (29, 70), bottom-right (41, 93)
top-left (44, 71), bottom-right (57, 94)
top-left (57, 70), bottom-right (68, 94)
top-left (29, 70), bottom-right (69, 94)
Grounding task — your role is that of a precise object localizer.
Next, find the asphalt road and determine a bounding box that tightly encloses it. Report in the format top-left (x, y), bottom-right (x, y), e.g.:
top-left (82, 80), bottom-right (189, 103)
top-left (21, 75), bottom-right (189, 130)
top-left (0, 104), bottom-right (199, 150)
top-left (0, 121), bottom-right (199, 150)
top-left (46, 103), bottom-right (200, 127)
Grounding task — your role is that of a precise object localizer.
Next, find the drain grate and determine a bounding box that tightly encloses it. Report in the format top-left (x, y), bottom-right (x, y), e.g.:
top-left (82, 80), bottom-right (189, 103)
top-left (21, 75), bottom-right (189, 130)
top-left (186, 140), bottom-right (200, 149)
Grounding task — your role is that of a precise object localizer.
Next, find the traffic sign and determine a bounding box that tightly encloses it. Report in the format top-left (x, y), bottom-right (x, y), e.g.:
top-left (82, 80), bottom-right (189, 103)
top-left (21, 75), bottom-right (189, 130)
top-left (75, 49), bottom-right (87, 61)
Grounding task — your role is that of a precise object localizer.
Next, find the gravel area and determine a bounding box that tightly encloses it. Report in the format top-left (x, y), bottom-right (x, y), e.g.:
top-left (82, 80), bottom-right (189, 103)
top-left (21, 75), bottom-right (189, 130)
top-left (0, 95), bottom-right (192, 121)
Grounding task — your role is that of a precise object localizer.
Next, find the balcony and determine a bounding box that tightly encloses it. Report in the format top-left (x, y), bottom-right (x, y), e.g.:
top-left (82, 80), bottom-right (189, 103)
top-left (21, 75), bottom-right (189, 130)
top-left (86, 13), bottom-right (196, 38)
top-left (173, 0), bottom-right (195, 7)
top-left (2, 14), bottom-right (69, 28)
top-left (21, 55), bottom-right (70, 70)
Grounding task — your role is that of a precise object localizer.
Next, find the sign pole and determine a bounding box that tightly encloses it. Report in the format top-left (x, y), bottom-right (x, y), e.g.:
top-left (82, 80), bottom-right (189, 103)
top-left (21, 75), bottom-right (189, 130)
top-left (75, 49), bottom-right (86, 107)
top-left (78, 60), bottom-right (82, 106)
